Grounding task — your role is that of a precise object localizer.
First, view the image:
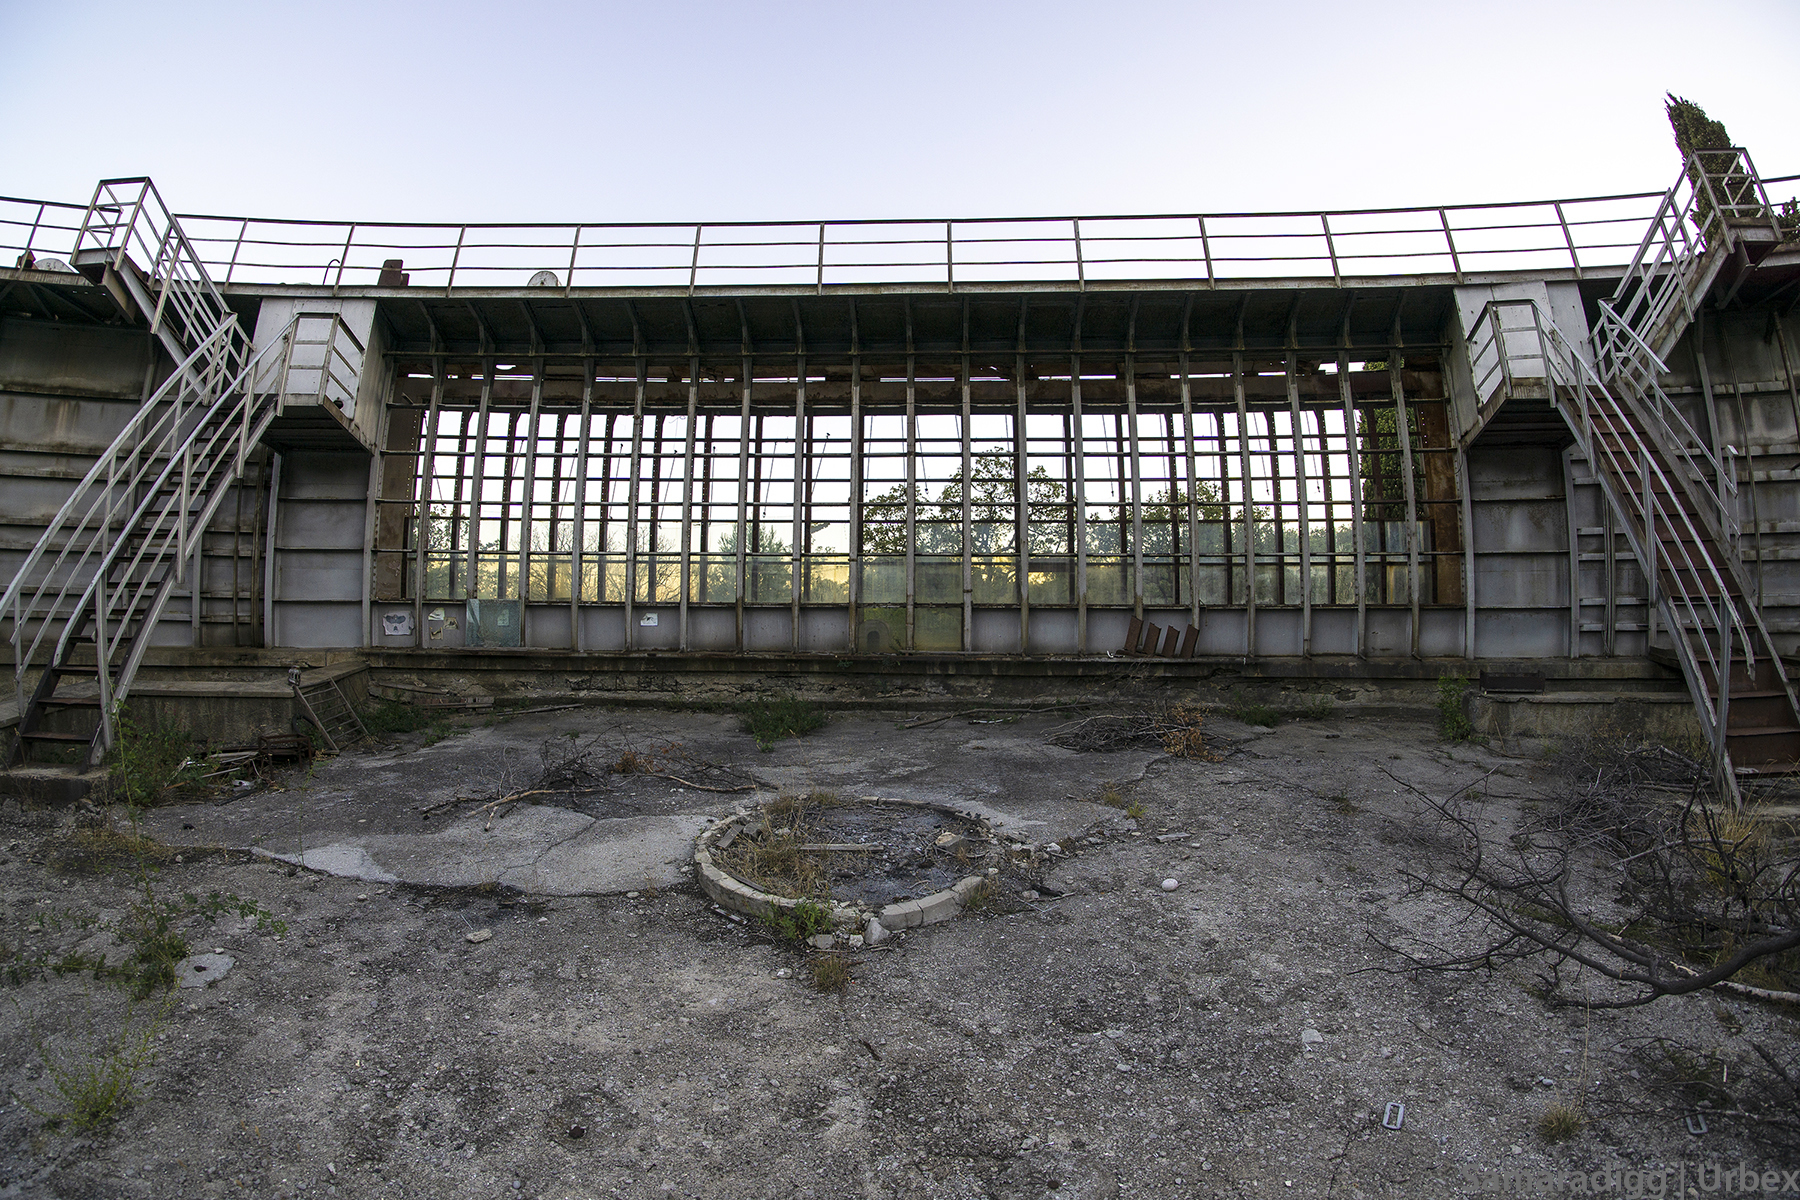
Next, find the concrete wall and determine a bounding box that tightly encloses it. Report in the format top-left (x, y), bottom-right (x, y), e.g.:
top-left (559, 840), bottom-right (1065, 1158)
top-left (269, 450), bottom-right (371, 649)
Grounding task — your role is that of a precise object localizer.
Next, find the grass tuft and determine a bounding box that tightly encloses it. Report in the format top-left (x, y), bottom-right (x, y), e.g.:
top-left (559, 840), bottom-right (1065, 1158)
top-left (810, 956), bottom-right (851, 994)
top-left (1536, 1102), bottom-right (1583, 1142)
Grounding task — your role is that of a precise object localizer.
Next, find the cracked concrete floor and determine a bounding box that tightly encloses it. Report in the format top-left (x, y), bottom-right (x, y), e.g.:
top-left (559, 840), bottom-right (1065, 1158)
top-left (3, 707), bottom-right (1796, 1200)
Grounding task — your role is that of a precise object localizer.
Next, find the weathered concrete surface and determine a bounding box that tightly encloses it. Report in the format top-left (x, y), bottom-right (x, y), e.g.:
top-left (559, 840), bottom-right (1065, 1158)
top-left (6, 706), bottom-right (1798, 1200)
top-left (257, 810), bottom-right (710, 895)
top-left (141, 709), bottom-right (1137, 894)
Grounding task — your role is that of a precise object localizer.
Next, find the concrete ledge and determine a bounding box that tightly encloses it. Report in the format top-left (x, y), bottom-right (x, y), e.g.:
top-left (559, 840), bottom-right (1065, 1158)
top-left (1468, 690), bottom-right (1704, 743)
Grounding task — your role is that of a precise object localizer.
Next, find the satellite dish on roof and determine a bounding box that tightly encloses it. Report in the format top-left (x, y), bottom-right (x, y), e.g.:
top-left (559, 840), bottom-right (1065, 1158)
top-left (528, 270), bottom-right (560, 287)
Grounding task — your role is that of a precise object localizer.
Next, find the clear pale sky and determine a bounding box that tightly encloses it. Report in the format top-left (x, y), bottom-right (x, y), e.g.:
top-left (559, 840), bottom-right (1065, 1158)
top-left (2, 0), bottom-right (1796, 224)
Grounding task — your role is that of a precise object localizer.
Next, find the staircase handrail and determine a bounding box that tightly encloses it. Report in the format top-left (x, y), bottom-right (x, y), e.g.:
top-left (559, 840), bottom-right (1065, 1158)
top-left (1593, 300), bottom-right (1741, 544)
top-left (1467, 297), bottom-right (1764, 775)
top-left (3, 316), bottom-right (305, 716)
top-left (1595, 148), bottom-right (1778, 393)
top-left (69, 177), bottom-right (235, 366)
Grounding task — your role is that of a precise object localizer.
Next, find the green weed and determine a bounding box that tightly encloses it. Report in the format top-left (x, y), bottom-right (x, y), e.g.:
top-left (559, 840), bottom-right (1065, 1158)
top-left (741, 695), bottom-right (827, 752)
top-left (765, 899), bottom-right (833, 941)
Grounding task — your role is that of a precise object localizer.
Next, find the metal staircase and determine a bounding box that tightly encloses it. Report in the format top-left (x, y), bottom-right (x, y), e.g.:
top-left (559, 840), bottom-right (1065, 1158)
top-left (1466, 149), bottom-right (1794, 796)
top-left (0, 179), bottom-right (316, 770)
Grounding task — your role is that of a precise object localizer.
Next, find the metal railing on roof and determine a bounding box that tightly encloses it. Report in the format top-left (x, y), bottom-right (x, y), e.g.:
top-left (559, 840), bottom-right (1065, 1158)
top-left (3, 175), bottom-right (1792, 293)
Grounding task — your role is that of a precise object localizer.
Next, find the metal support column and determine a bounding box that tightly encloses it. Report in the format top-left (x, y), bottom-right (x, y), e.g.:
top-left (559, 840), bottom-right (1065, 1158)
top-left (1392, 363), bottom-right (1421, 658)
top-left (463, 363), bottom-right (492, 604)
top-left (904, 355), bottom-right (917, 652)
top-left (1233, 353), bottom-right (1254, 656)
top-left (1180, 354), bottom-right (1201, 635)
top-left (961, 355), bottom-right (973, 651)
top-left (1072, 357), bottom-right (1088, 654)
top-left (1287, 354), bottom-right (1312, 656)
top-left (516, 365), bottom-right (543, 633)
top-left (1015, 354), bottom-right (1030, 654)
top-left (571, 365), bottom-right (592, 651)
top-left (1126, 355), bottom-right (1144, 619)
top-left (792, 359), bottom-right (806, 651)
top-left (1460, 446), bottom-right (1477, 659)
top-left (679, 359), bottom-right (697, 651)
top-left (1339, 356), bottom-right (1365, 658)
top-left (1563, 446), bottom-right (1583, 659)
top-left (849, 355), bottom-right (863, 652)
top-left (413, 370), bottom-right (441, 648)
top-left (624, 362), bottom-right (645, 648)
top-left (735, 357), bottom-right (751, 652)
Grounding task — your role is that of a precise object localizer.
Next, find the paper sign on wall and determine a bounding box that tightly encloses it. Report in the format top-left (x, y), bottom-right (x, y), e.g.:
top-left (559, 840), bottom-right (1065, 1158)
top-left (382, 611), bottom-right (414, 636)
top-left (640, 613), bottom-right (659, 627)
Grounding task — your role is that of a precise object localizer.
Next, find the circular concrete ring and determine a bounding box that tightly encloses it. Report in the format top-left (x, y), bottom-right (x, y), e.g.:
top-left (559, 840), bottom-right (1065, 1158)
top-left (694, 797), bottom-right (994, 940)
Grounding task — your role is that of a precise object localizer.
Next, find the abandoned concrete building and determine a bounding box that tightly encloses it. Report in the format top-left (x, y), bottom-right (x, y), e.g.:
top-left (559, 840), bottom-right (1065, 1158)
top-left (1, 154), bottom-right (1797, 792)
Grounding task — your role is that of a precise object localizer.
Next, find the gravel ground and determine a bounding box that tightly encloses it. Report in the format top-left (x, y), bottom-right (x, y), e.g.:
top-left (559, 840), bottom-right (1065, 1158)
top-left (1, 708), bottom-right (1795, 1200)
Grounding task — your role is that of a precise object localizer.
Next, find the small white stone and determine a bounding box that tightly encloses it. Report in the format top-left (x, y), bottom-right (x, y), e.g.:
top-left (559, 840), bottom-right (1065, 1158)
top-left (864, 919), bottom-right (890, 946)
top-left (1301, 1028), bottom-right (1325, 1048)
top-left (465, 928), bottom-right (493, 944)
top-left (626, 891), bottom-right (639, 899)
top-left (1160, 878), bottom-right (1180, 891)
top-left (775, 967), bottom-right (792, 979)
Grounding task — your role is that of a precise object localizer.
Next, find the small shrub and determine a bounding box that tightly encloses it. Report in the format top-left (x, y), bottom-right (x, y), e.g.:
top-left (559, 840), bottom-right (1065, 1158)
top-left (1437, 674), bottom-right (1474, 741)
top-left (1124, 799), bottom-right (1146, 821)
top-left (1537, 1102), bottom-right (1583, 1143)
top-left (741, 695), bottom-right (827, 752)
top-left (811, 956), bottom-right (851, 994)
top-left (766, 899), bottom-right (833, 941)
